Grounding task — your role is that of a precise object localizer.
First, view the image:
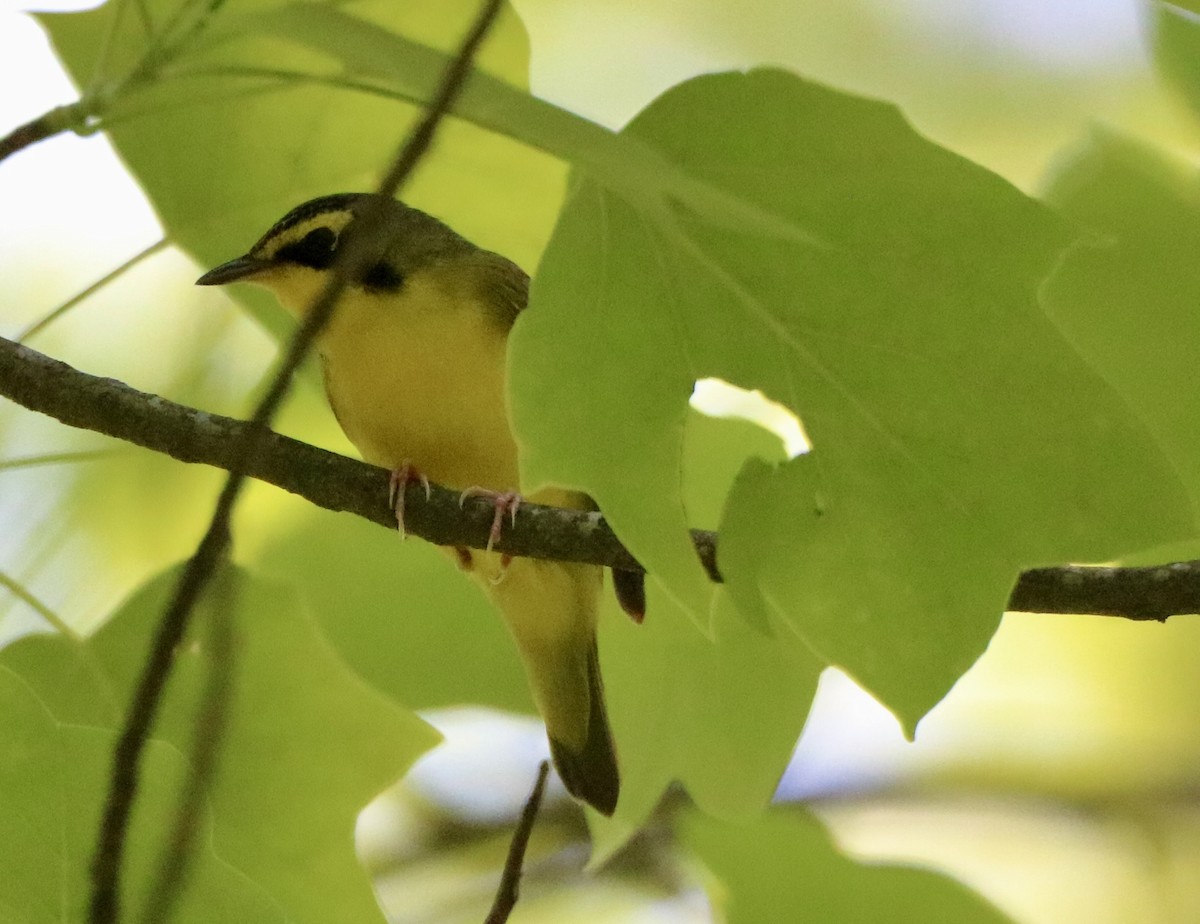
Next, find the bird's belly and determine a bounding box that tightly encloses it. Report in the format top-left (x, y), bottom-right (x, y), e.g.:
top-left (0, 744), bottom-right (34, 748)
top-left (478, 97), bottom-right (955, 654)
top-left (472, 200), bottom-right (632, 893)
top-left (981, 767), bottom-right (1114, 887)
top-left (320, 309), bottom-right (520, 491)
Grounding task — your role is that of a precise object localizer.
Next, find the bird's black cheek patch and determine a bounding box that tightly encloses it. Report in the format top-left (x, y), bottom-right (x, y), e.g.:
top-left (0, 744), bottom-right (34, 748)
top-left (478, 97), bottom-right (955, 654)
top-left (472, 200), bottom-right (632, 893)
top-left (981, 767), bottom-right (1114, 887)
top-left (361, 261), bottom-right (404, 292)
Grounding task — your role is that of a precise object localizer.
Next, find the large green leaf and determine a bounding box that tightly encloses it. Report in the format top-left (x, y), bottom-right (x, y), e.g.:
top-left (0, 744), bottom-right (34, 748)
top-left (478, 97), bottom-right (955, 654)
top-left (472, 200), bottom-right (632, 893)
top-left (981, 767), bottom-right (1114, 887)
top-left (508, 70), bottom-right (1195, 730)
top-left (0, 564), bottom-right (437, 924)
top-left (1041, 130), bottom-right (1200, 557)
top-left (192, 3), bottom-right (810, 269)
top-left (0, 666), bottom-right (287, 923)
top-left (590, 410), bottom-right (820, 842)
top-left (595, 584), bottom-right (822, 848)
top-left (38, 0), bottom-right (563, 337)
top-left (684, 808), bottom-right (1014, 924)
top-left (252, 506), bottom-right (534, 715)
top-left (1155, 2), bottom-right (1200, 119)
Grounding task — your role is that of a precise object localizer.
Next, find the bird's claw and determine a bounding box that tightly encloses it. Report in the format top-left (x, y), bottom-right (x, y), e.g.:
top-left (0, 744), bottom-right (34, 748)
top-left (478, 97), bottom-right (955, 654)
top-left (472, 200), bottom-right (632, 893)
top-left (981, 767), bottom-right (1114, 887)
top-left (489, 553), bottom-right (514, 586)
top-left (389, 461), bottom-right (431, 540)
top-left (458, 487), bottom-right (521, 553)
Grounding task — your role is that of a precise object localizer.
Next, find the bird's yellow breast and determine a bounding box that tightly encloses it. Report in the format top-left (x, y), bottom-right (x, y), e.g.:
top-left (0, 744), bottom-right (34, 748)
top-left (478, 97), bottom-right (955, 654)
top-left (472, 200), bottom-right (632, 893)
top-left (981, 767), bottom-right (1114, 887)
top-left (267, 264), bottom-right (520, 492)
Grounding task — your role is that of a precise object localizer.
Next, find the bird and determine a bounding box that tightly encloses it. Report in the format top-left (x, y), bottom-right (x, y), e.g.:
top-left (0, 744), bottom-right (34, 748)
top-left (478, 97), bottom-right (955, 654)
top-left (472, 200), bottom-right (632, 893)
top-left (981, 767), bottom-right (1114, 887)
top-left (196, 192), bottom-right (633, 815)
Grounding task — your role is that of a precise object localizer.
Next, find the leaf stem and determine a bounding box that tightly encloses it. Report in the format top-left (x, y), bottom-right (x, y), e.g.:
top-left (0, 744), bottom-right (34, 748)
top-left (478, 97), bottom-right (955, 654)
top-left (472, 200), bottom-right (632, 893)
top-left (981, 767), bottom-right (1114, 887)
top-left (18, 238), bottom-right (169, 343)
top-left (0, 570), bottom-right (80, 641)
top-left (0, 101), bottom-right (91, 164)
top-left (0, 449), bottom-right (119, 471)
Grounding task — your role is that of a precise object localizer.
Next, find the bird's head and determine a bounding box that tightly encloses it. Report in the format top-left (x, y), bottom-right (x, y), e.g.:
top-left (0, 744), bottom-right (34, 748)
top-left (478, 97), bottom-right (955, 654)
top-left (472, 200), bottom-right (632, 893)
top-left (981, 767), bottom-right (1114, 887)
top-left (195, 193), bottom-right (473, 317)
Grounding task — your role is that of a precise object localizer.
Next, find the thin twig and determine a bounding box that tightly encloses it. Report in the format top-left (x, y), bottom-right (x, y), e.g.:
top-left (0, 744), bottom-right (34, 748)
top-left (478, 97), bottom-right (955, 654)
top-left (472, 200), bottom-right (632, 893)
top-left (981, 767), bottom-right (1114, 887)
top-left (87, 491), bottom-right (234, 924)
top-left (18, 238), bottom-right (170, 343)
top-left (1, 0), bottom-right (238, 167)
top-left (138, 567), bottom-right (239, 924)
top-left (85, 2), bottom-right (506, 922)
top-left (0, 102), bottom-right (89, 164)
top-left (484, 761), bottom-right (551, 924)
top-left (0, 569), bottom-right (79, 641)
top-left (0, 448), bottom-right (119, 471)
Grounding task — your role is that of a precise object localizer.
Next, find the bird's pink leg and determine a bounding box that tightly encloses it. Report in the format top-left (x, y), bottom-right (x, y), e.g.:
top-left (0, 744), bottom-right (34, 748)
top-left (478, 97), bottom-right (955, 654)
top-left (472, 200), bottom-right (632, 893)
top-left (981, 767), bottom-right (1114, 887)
top-left (388, 461), bottom-right (431, 540)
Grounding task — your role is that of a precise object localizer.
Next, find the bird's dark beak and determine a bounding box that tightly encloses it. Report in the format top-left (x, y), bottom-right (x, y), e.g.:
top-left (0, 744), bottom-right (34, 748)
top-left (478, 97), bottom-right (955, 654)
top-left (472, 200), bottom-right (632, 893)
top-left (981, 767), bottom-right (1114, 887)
top-left (195, 255), bottom-right (272, 286)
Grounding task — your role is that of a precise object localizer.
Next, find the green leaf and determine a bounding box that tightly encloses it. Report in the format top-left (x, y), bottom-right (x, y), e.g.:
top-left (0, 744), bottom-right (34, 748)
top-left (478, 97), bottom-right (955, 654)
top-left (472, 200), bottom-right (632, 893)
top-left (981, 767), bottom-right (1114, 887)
top-left (252, 506), bottom-right (534, 714)
top-left (0, 666), bottom-right (287, 923)
top-left (1041, 130), bottom-right (1200, 555)
top-left (683, 808), bottom-right (1014, 924)
top-left (213, 4), bottom-right (812, 256)
top-left (587, 410), bottom-right (819, 846)
top-left (1154, 2), bottom-right (1200, 119)
top-left (0, 564), bottom-right (438, 924)
top-left (597, 585), bottom-right (821, 841)
top-left (508, 70), bottom-right (1194, 730)
top-left (38, 0), bottom-right (563, 336)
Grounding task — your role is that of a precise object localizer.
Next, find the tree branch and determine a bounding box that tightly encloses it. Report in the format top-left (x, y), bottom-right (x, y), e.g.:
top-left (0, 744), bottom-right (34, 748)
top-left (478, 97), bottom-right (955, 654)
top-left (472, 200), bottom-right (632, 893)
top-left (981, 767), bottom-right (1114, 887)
top-left (484, 760), bottom-right (551, 924)
top-left (3, 333), bottom-right (1199, 619)
top-left (0, 333), bottom-right (656, 572)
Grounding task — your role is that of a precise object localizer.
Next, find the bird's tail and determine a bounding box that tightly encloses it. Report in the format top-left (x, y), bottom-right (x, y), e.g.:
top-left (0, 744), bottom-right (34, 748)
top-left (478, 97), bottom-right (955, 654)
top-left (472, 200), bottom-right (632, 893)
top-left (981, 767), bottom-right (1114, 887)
top-left (547, 639), bottom-right (619, 816)
top-left (480, 553), bottom-right (620, 816)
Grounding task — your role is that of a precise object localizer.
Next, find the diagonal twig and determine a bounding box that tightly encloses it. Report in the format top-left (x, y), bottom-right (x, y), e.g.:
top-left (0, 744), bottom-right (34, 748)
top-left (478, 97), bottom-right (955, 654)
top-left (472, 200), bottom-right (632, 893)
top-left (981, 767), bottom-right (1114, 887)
top-left (137, 567), bottom-right (239, 924)
top-left (484, 760), bottom-right (551, 924)
top-left (18, 238), bottom-right (170, 343)
top-left (85, 2), bottom-right (507, 922)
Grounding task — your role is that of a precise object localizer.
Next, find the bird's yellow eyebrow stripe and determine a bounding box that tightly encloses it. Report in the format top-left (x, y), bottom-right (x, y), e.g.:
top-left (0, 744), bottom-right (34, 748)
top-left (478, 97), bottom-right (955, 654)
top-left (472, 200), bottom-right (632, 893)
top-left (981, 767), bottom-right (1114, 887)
top-left (252, 210), bottom-right (355, 260)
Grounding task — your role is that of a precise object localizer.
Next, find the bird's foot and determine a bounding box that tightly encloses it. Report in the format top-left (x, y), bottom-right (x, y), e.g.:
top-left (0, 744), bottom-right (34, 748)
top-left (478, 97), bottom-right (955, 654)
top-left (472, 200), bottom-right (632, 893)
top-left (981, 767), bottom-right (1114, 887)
top-left (388, 461), bottom-right (431, 540)
top-left (458, 487), bottom-right (521, 554)
top-left (490, 552), bottom-right (515, 586)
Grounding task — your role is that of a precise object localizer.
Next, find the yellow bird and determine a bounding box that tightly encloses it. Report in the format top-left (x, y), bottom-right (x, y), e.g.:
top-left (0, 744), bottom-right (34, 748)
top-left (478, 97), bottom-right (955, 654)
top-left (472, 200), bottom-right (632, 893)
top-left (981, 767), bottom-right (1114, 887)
top-left (197, 193), bottom-right (634, 815)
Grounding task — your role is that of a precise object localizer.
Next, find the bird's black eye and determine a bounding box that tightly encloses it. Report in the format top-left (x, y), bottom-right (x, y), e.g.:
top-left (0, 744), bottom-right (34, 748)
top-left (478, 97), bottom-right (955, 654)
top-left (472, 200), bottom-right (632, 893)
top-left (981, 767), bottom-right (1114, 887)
top-left (361, 261), bottom-right (404, 292)
top-left (276, 226), bottom-right (337, 269)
